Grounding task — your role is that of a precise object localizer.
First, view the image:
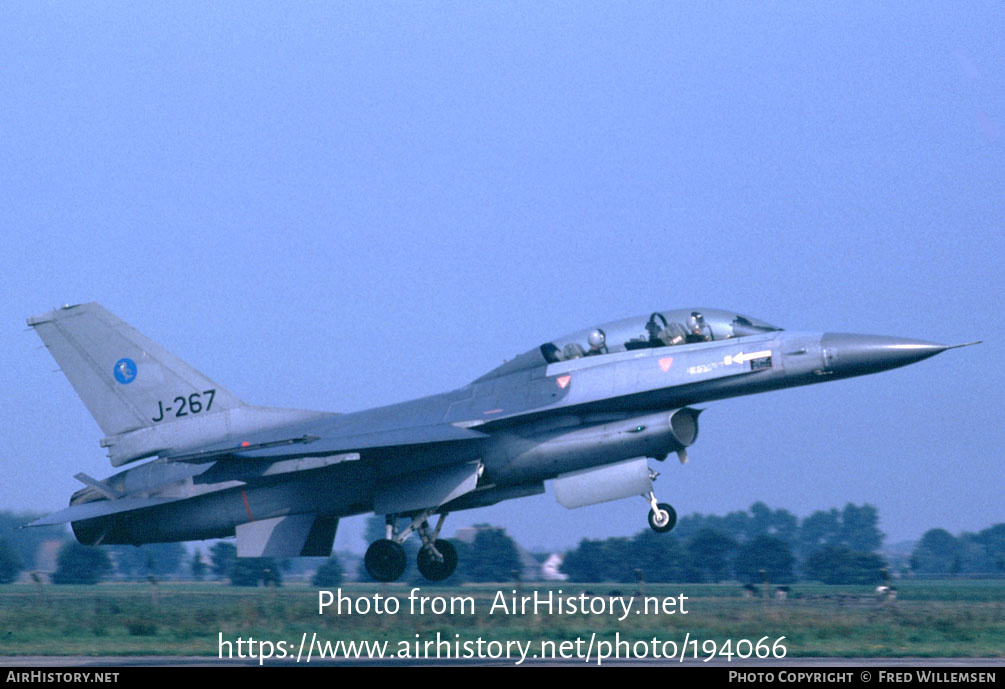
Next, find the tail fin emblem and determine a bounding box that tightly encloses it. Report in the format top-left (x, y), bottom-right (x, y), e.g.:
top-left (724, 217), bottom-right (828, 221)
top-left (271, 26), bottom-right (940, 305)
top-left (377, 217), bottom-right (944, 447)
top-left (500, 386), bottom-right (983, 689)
top-left (113, 358), bottom-right (137, 384)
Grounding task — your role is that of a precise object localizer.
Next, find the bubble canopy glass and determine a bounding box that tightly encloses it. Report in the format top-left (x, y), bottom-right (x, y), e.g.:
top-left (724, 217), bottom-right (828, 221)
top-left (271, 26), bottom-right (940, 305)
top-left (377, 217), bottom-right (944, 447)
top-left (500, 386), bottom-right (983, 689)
top-left (477, 308), bottom-right (782, 381)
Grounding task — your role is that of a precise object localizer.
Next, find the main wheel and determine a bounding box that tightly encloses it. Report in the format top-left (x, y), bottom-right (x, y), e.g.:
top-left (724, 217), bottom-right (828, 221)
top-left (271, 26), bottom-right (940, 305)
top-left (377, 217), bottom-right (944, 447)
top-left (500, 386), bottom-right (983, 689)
top-left (648, 503), bottom-right (677, 533)
top-left (416, 539), bottom-right (458, 581)
top-left (364, 539), bottom-right (407, 582)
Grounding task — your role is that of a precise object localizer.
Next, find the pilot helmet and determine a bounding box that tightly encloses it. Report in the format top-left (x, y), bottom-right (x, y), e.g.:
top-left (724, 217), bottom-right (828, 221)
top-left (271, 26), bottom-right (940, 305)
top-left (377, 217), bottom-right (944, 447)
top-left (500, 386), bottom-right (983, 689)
top-left (688, 312), bottom-right (705, 334)
top-left (587, 329), bottom-right (606, 350)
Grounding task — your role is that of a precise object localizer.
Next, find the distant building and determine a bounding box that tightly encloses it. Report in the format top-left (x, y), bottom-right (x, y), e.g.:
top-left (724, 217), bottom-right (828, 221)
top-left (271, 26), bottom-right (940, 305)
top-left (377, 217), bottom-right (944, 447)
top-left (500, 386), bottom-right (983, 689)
top-left (540, 553), bottom-right (569, 581)
top-left (33, 539), bottom-right (63, 574)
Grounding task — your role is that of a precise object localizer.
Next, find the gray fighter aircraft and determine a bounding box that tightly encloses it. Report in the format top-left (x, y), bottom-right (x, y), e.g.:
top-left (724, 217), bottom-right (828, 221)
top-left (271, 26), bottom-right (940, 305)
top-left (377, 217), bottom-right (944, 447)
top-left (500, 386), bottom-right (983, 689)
top-left (27, 303), bottom-right (976, 581)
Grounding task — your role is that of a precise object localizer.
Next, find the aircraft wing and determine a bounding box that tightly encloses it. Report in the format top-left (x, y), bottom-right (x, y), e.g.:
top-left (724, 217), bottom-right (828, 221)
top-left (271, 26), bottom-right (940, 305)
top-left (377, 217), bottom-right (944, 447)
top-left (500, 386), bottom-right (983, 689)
top-left (164, 421), bottom-right (490, 463)
top-left (27, 496), bottom-right (184, 526)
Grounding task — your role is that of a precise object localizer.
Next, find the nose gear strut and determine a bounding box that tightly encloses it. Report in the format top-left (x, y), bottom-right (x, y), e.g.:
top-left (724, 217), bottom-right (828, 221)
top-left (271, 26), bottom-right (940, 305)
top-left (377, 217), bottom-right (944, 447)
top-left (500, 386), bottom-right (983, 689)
top-left (643, 469), bottom-right (677, 533)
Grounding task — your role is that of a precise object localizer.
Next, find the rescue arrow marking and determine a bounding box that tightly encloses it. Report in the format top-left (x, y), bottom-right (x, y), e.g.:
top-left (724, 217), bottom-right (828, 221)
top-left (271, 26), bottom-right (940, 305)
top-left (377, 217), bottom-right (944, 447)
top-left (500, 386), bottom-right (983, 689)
top-left (723, 350), bottom-right (772, 366)
top-left (658, 357), bottom-right (673, 372)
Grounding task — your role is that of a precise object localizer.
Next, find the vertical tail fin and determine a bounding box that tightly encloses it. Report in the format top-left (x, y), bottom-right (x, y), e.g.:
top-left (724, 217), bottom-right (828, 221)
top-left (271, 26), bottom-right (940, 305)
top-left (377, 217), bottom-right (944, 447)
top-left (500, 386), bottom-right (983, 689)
top-left (28, 303), bottom-right (244, 438)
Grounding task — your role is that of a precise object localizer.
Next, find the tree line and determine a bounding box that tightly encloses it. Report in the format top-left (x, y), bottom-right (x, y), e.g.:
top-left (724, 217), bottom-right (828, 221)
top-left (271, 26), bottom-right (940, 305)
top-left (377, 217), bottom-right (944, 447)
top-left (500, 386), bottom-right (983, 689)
top-left (1, 505), bottom-right (1002, 585)
top-left (560, 502), bottom-right (1005, 584)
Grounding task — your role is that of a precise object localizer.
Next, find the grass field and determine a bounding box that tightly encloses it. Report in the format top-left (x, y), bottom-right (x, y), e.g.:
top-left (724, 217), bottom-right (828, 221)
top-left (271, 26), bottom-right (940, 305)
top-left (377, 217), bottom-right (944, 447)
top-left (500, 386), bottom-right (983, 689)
top-left (1, 580), bottom-right (1002, 657)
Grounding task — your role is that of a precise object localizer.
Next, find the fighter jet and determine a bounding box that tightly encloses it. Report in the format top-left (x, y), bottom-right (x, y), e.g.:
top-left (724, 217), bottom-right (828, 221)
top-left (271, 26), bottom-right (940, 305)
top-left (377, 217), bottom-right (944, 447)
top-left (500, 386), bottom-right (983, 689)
top-left (26, 304), bottom-right (976, 582)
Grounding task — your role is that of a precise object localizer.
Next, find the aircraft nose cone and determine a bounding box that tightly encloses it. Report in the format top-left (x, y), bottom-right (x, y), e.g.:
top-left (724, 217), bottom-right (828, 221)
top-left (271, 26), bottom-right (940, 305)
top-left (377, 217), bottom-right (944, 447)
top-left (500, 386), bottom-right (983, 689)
top-left (820, 333), bottom-right (949, 377)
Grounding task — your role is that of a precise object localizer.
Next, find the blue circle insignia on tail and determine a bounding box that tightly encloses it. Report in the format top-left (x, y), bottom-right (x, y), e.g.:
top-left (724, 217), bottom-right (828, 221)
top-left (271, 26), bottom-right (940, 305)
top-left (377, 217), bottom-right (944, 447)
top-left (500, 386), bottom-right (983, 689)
top-left (113, 358), bottom-right (137, 384)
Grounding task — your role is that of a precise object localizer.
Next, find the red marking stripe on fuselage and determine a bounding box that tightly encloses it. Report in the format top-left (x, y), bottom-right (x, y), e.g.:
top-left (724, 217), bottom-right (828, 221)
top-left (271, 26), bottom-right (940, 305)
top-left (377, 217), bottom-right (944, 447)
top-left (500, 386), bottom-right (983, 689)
top-left (241, 490), bottom-right (254, 522)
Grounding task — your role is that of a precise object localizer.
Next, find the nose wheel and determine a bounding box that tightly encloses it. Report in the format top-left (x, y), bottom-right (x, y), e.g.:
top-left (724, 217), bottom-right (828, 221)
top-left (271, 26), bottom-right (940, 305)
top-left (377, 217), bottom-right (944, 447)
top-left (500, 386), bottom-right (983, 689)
top-left (644, 489), bottom-right (677, 533)
top-left (648, 503), bottom-right (677, 533)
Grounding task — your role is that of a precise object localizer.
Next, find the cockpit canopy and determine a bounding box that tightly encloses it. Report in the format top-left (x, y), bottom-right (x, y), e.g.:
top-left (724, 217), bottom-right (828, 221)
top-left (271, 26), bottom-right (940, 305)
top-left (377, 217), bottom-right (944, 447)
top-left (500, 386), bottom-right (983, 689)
top-left (477, 308), bottom-right (782, 381)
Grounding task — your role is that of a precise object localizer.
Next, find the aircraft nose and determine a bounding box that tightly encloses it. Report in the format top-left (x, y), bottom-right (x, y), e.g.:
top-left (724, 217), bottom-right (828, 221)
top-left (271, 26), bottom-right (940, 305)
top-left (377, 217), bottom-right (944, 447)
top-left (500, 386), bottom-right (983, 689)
top-left (820, 333), bottom-right (951, 377)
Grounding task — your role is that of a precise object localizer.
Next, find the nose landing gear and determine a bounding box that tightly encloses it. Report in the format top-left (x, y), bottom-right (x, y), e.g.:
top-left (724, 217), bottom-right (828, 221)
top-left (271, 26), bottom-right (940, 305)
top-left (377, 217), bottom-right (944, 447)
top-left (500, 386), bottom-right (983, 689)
top-left (643, 473), bottom-right (677, 533)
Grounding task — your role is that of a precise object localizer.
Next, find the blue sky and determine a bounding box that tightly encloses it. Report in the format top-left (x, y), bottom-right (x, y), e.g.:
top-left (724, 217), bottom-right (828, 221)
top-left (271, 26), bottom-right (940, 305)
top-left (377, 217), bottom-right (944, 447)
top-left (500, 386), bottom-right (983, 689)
top-left (1, 3), bottom-right (1001, 553)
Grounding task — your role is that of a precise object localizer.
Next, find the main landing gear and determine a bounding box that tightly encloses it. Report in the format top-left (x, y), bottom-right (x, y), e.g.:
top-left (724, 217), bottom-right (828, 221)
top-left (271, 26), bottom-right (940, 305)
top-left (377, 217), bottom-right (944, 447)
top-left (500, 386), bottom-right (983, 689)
top-left (643, 470), bottom-right (677, 533)
top-left (363, 539), bottom-right (406, 582)
top-left (364, 510), bottom-right (458, 583)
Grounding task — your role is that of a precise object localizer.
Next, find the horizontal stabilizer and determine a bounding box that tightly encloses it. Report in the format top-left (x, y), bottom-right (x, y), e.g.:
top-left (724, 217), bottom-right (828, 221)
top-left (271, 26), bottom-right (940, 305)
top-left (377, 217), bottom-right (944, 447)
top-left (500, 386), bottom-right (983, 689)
top-left (27, 496), bottom-right (183, 526)
top-left (235, 514), bottom-right (338, 558)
